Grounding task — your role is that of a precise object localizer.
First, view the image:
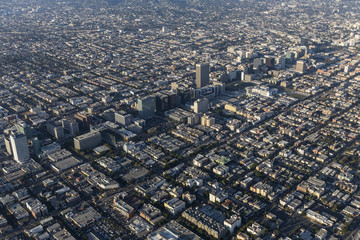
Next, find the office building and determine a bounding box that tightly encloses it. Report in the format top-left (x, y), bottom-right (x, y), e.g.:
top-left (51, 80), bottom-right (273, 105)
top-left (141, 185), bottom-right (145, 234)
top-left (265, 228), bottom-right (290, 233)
top-left (4, 137), bottom-right (12, 155)
top-left (15, 121), bottom-right (32, 139)
top-left (138, 96), bottom-right (155, 119)
top-left (74, 131), bottom-right (102, 150)
top-left (187, 114), bottom-right (201, 126)
top-left (253, 58), bottom-right (262, 70)
top-left (296, 60), bottom-right (305, 73)
top-left (193, 98), bottom-right (209, 113)
top-left (155, 91), bottom-right (178, 113)
top-left (155, 93), bottom-right (169, 113)
top-left (265, 57), bottom-right (275, 68)
top-left (53, 127), bottom-right (64, 139)
top-left (177, 88), bottom-right (192, 105)
top-left (196, 63), bottom-right (209, 88)
top-left (115, 111), bottom-right (132, 126)
top-left (286, 52), bottom-right (295, 60)
top-left (193, 82), bottom-right (225, 99)
top-left (31, 137), bottom-right (41, 156)
top-left (47, 121), bottom-right (64, 140)
top-left (10, 133), bottom-right (30, 163)
top-left (201, 114), bottom-right (215, 127)
top-left (277, 57), bottom-right (286, 69)
top-left (62, 119), bottom-right (80, 136)
top-left (74, 111), bottom-right (93, 130)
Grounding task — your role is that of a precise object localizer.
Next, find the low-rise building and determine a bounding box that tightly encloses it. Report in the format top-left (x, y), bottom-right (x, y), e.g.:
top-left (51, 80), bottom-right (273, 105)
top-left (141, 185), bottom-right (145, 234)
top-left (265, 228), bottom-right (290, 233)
top-left (247, 222), bottom-right (265, 237)
top-left (23, 198), bottom-right (48, 219)
top-left (209, 190), bottom-right (228, 203)
top-left (139, 204), bottom-right (164, 225)
top-left (129, 217), bottom-right (152, 237)
top-left (8, 203), bottom-right (29, 221)
top-left (70, 207), bottom-right (101, 228)
top-left (113, 197), bottom-right (134, 219)
top-left (224, 215), bottom-right (241, 234)
top-left (182, 206), bottom-right (227, 239)
top-left (315, 228), bottom-right (328, 240)
top-left (148, 220), bottom-right (202, 240)
top-left (164, 198), bottom-right (186, 215)
top-left (306, 210), bottom-right (334, 227)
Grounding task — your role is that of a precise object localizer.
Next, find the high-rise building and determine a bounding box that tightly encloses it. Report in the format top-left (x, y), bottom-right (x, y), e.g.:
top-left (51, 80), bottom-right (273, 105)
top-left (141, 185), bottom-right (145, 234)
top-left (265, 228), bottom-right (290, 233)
top-left (115, 111), bottom-right (132, 126)
top-left (32, 137), bottom-right (41, 156)
top-left (265, 58), bottom-right (275, 68)
top-left (75, 111), bottom-right (93, 130)
top-left (194, 98), bottom-right (209, 113)
top-left (16, 121), bottom-right (32, 139)
top-left (245, 52), bottom-right (252, 59)
top-left (138, 96), bottom-right (155, 119)
top-left (277, 57), bottom-right (286, 70)
top-left (155, 93), bottom-right (169, 113)
top-left (196, 63), bottom-right (209, 88)
top-left (47, 121), bottom-right (64, 140)
top-left (155, 90), bottom-right (178, 113)
top-left (201, 114), bottom-right (215, 127)
top-left (62, 119), bottom-right (80, 136)
top-left (286, 52), bottom-right (295, 60)
top-left (4, 137), bottom-right (12, 155)
top-left (241, 72), bottom-right (245, 81)
top-left (296, 60), bottom-right (305, 73)
top-left (74, 131), bottom-right (102, 150)
top-left (187, 114), bottom-right (201, 126)
top-left (10, 133), bottom-right (30, 163)
top-left (177, 88), bottom-right (192, 105)
top-left (253, 58), bottom-right (262, 70)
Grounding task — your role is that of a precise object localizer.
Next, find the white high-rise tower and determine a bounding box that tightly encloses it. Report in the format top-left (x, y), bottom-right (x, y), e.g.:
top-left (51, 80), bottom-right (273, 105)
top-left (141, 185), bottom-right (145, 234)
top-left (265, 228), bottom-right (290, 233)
top-left (10, 133), bottom-right (30, 163)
